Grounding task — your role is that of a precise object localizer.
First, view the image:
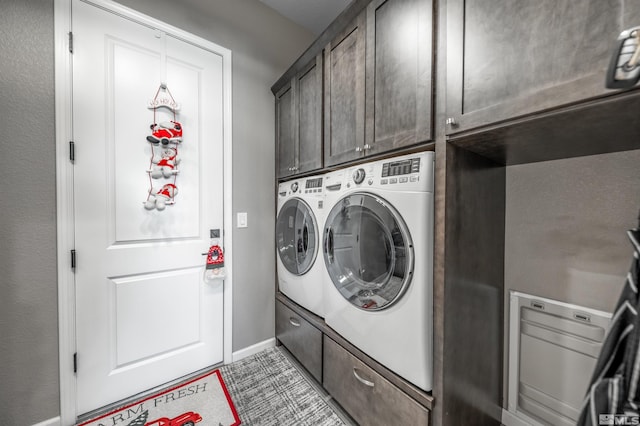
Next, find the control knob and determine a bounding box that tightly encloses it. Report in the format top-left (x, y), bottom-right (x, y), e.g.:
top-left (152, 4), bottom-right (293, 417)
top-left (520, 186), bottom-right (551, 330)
top-left (353, 168), bottom-right (366, 184)
top-left (290, 182), bottom-right (298, 193)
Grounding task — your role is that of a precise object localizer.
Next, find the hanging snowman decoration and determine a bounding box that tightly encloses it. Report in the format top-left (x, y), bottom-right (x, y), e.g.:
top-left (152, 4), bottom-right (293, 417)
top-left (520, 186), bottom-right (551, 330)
top-left (144, 84), bottom-right (183, 211)
top-left (150, 147), bottom-right (180, 179)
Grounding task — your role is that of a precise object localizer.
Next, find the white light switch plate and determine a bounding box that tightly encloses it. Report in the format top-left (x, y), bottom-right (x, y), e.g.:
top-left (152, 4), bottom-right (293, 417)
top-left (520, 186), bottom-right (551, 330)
top-left (237, 212), bottom-right (248, 228)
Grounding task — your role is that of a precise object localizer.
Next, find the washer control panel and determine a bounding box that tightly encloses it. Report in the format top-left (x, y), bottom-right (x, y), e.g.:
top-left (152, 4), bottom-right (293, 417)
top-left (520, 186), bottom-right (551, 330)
top-left (279, 176), bottom-right (324, 197)
top-left (303, 176), bottom-right (323, 194)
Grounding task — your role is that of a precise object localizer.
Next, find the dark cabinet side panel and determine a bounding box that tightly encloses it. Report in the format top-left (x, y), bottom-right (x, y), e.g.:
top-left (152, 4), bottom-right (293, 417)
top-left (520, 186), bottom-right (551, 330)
top-left (442, 145), bottom-right (505, 425)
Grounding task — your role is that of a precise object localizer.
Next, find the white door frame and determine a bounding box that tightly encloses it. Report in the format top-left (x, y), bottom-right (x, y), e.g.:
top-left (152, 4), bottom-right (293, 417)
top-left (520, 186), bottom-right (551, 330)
top-left (54, 0), bottom-right (233, 423)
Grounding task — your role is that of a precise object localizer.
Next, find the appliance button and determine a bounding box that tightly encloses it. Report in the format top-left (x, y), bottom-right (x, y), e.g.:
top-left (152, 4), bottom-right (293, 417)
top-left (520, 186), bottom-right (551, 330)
top-left (381, 179), bottom-right (388, 185)
top-left (399, 177), bottom-right (408, 183)
top-left (291, 182), bottom-right (298, 192)
top-left (389, 178), bottom-right (398, 184)
top-left (368, 179), bottom-right (373, 185)
top-left (410, 175), bottom-right (419, 182)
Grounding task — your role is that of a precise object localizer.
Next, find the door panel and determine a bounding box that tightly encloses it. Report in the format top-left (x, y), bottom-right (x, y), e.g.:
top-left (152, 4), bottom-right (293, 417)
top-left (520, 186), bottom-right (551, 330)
top-left (276, 83), bottom-right (296, 178)
top-left (297, 54), bottom-right (323, 174)
top-left (365, 0), bottom-right (433, 153)
top-left (73, 0), bottom-right (224, 414)
top-left (445, 0), bottom-right (640, 133)
top-left (324, 13), bottom-right (366, 166)
top-left (112, 36), bottom-right (211, 241)
top-left (113, 268), bottom-right (202, 366)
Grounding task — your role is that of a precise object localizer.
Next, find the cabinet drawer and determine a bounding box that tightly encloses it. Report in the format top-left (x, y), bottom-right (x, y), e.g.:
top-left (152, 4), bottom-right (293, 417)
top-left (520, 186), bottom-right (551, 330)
top-left (323, 336), bottom-right (430, 426)
top-left (275, 300), bottom-right (322, 382)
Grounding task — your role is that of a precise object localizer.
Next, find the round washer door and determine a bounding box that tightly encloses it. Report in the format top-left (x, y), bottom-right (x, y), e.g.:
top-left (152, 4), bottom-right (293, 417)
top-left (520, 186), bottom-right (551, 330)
top-left (276, 198), bottom-right (319, 275)
top-left (323, 192), bottom-right (414, 311)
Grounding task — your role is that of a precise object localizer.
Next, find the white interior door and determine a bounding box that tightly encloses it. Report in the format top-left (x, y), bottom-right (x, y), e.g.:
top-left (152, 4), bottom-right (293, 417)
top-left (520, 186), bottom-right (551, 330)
top-left (72, 0), bottom-right (226, 414)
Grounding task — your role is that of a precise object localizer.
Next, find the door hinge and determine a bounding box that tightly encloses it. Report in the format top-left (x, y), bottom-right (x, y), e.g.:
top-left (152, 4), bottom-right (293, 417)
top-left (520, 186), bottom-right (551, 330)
top-left (68, 32), bottom-right (73, 54)
top-left (69, 141), bottom-right (75, 162)
top-left (73, 352), bottom-right (78, 373)
top-left (71, 249), bottom-right (76, 270)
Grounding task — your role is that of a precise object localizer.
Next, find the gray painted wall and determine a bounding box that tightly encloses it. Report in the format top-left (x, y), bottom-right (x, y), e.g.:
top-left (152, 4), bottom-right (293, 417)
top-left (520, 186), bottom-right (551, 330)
top-left (505, 149), bottom-right (640, 312)
top-left (0, 0), bottom-right (312, 423)
top-left (0, 1), bottom-right (59, 424)
top-left (503, 149), bottom-right (640, 407)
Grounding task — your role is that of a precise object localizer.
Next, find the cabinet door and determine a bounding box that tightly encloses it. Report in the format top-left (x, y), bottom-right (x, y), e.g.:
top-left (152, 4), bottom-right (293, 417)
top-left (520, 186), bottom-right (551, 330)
top-left (323, 336), bottom-right (430, 426)
top-left (275, 300), bottom-right (323, 383)
top-left (446, 0), bottom-right (640, 134)
top-left (324, 12), bottom-right (366, 167)
top-left (365, 0), bottom-right (433, 154)
top-left (276, 81), bottom-right (296, 178)
top-left (296, 53), bottom-right (323, 174)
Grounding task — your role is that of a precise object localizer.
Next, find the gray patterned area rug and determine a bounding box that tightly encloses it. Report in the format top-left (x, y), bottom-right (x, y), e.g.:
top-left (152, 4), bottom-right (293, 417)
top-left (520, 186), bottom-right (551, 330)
top-left (77, 346), bottom-right (348, 426)
top-left (220, 346), bottom-right (347, 426)
top-left (77, 369), bottom-right (240, 426)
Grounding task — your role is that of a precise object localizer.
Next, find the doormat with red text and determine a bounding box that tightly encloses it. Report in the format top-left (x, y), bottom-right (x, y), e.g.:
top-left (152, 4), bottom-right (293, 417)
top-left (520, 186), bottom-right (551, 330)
top-left (77, 369), bottom-right (240, 426)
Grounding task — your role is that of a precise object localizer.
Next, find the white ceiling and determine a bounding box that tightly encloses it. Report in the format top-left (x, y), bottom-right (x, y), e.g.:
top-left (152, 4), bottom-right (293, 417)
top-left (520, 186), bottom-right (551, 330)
top-left (259, 0), bottom-right (353, 35)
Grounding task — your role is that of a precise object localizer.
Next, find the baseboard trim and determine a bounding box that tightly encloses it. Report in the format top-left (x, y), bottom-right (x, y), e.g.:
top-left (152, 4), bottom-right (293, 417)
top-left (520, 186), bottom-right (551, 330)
top-left (502, 408), bottom-right (536, 426)
top-left (232, 337), bottom-right (276, 362)
top-left (32, 417), bottom-right (61, 426)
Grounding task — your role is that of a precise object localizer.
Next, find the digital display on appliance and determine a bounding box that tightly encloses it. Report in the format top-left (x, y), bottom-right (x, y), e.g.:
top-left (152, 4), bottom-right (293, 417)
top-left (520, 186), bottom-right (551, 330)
top-left (381, 158), bottom-right (420, 177)
top-left (306, 177), bottom-right (323, 189)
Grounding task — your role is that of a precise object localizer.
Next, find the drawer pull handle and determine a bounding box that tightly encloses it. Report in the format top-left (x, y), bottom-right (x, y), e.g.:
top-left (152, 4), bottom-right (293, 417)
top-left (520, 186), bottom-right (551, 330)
top-left (289, 317), bottom-right (301, 327)
top-left (353, 368), bottom-right (375, 387)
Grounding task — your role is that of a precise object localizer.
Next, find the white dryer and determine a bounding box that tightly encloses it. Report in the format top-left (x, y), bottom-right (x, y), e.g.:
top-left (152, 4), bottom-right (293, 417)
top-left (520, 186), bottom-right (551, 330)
top-left (276, 174), bottom-right (326, 317)
top-left (322, 151), bottom-right (434, 391)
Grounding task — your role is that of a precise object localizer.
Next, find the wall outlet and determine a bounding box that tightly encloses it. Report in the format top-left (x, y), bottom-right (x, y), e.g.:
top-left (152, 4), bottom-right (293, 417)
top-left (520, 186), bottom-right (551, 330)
top-left (237, 212), bottom-right (248, 228)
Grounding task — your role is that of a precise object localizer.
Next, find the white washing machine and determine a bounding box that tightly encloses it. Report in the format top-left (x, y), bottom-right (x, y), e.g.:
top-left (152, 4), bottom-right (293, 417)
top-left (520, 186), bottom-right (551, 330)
top-left (276, 174), bottom-right (326, 317)
top-left (322, 151), bottom-right (434, 391)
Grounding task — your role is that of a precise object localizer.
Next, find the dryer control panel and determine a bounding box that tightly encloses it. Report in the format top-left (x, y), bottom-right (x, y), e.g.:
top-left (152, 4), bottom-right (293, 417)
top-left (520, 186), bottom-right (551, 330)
top-left (344, 151), bottom-right (434, 192)
top-left (382, 157), bottom-right (421, 177)
top-left (380, 156), bottom-right (422, 186)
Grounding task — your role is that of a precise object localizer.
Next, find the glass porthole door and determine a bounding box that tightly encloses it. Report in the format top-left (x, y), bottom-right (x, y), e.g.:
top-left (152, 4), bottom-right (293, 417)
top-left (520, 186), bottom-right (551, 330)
top-left (276, 198), bottom-right (319, 275)
top-left (323, 192), bottom-right (414, 310)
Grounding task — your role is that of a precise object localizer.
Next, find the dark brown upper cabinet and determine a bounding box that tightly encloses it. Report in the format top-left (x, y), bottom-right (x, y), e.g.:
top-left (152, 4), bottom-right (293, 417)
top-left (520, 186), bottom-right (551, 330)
top-left (297, 54), bottom-right (324, 174)
top-left (445, 0), bottom-right (640, 135)
top-left (324, 12), bottom-right (367, 167)
top-left (276, 53), bottom-right (323, 179)
top-left (365, 0), bottom-right (433, 156)
top-left (276, 81), bottom-right (295, 178)
top-left (324, 0), bottom-right (433, 167)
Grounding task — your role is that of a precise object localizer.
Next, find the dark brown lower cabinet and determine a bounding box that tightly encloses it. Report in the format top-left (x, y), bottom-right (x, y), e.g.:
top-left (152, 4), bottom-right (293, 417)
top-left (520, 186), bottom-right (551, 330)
top-left (275, 300), bottom-right (323, 382)
top-left (323, 336), bottom-right (430, 426)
